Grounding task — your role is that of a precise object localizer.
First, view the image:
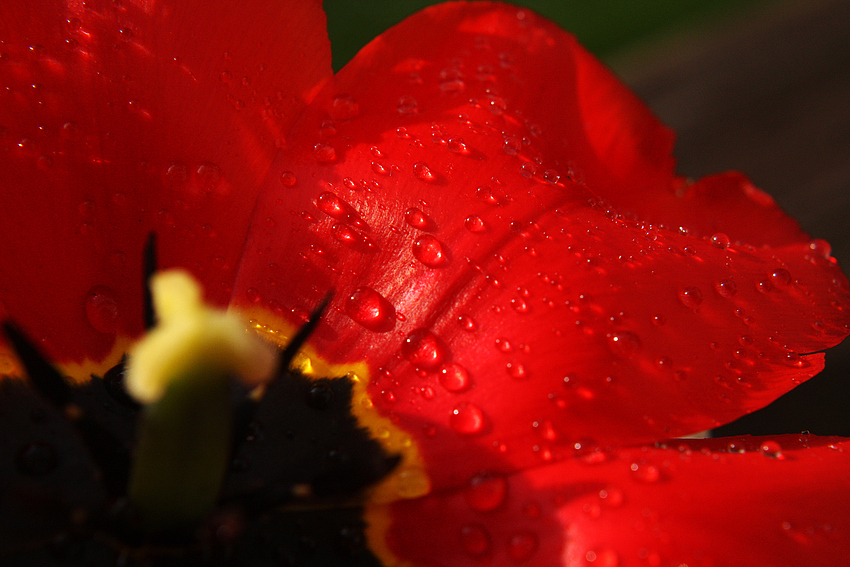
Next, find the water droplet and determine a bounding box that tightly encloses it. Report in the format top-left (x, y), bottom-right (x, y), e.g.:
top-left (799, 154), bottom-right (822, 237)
top-left (458, 314), bottom-right (477, 331)
top-left (450, 402), bottom-right (486, 435)
top-left (413, 162), bottom-right (436, 182)
top-left (465, 473), bottom-right (508, 511)
top-left (520, 162), bottom-right (537, 178)
top-left (196, 163), bottom-right (222, 192)
top-left (280, 171), bottom-right (297, 187)
top-left (629, 462), bottom-right (660, 483)
top-left (16, 442), bottom-right (58, 476)
top-left (460, 524), bottom-right (491, 556)
top-left (760, 440), bottom-right (784, 459)
top-left (439, 362), bottom-right (470, 392)
top-left (769, 269), bottom-right (792, 289)
top-left (371, 161), bottom-right (390, 176)
top-left (808, 239), bottom-right (831, 258)
top-left (397, 95), bottom-right (419, 115)
top-left (507, 532), bottom-right (538, 562)
top-left (678, 286), bottom-right (703, 309)
top-left (316, 192), bottom-right (346, 219)
top-left (485, 94), bottom-right (507, 115)
top-left (447, 137), bottom-right (468, 154)
top-left (476, 185), bottom-right (502, 205)
top-left (404, 208), bottom-right (431, 230)
top-left (607, 332), bottom-right (641, 359)
top-left (464, 215), bottom-right (487, 233)
top-left (715, 279), bottom-right (737, 298)
top-left (313, 142), bottom-right (336, 162)
top-left (543, 169), bottom-right (560, 184)
top-left (412, 235), bottom-right (450, 268)
top-left (506, 361), bottom-right (527, 379)
top-left (328, 93), bottom-right (359, 120)
top-left (503, 136), bottom-right (521, 155)
top-left (402, 329), bottom-right (446, 370)
top-left (345, 287), bottom-right (395, 332)
top-left (756, 279), bottom-right (773, 293)
top-left (85, 286), bottom-right (119, 333)
top-left (511, 296), bottom-right (529, 313)
top-left (710, 233), bottom-right (730, 249)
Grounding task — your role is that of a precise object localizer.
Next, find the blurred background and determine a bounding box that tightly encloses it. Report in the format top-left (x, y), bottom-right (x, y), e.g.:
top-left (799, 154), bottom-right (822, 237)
top-left (322, 0), bottom-right (850, 437)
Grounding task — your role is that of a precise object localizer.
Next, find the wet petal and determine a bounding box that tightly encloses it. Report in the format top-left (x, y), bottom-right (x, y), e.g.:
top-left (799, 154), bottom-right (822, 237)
top-left (0, 0), bottom-right (331, 379)
top-left (371, 435), bottom-right (850, 567)
top-left (232, 3), bottom-right (850, 491)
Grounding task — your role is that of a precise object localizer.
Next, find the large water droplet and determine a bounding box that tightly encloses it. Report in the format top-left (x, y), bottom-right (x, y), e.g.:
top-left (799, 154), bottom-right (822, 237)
top-left (412, 235), bottom-right (450, 268)
top-left (715, 278), bottom-right (737, 298)
top-left (451, 402), bottom-right (486, 435)
top-left (404, 208), bottom-right (431, 230)
top-left (678, 286), bottom-right (703, 309)
top-left (313, 143), bottom-right (336, 162)
top-left (769, 269), bottom-right (792, 289)
top-left (447, 137), bottom-right (468, 154)
top-left (316, 192), bottom-right (347, 219)
top-left (464, 215), bottom-right (487, 233)
top-left (85, 286), bottom-right (119, 333)
top-left (760, 440), bottom-right (784, 459)
top-left (465, 473), bottom-right (508, 511)
top-left (397, 95), bottom-right (419, 115)
top-left (345, 287), bottom-right (395, 332)
top-left (413, 162), bottom-right (436, 182)
top-left (439, 362), bottom-right (470, 392)
top-left (401, 329), bottom-right (446, 370)
top-left (710, 233), bottom-right (730, 249)
top-left (328, 93), bottom-right (359, 120)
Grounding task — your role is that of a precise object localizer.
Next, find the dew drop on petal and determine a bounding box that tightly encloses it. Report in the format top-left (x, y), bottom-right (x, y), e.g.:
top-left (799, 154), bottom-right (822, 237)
top-left (397, 95), bottom-right (419, 115)
top-left (328, 93), bottom-right (359, 120)
top-left (404, 208), bottom-right (430, 230)
top-left (760, 440), bottom-right (784, 459)
top-left (808, 239), bottom-right (832, 258)
top-left (464, 215), bottom-right (487, 233)
top-left (402, 329), bottom-right (446, 370)
top-left (447, 137), bottom-right (468, 154)
top-left (769, 269), bottom-right (792, 289)
top-left (413, 162), bottom-right (436, 182)
top-left (439, 362), bottom-right (470, 392)
top-left (629, 462), bottom-right (660, 483)
top-left (458, 314), bottom-right (477, 331)
top-left (345, 287), bottom-right (395, 332)
top-left (280, 171), bottom-right (297, 187)
top-left (710, 233), bottom-right (730, 249)
top-left (316, 192), bottom-right (346, 219)
top-left (715, 279), bottom-right (737, 298)
top-left (85, 286), bottom-right (119, 333)
top-left (585, 548), bottom-right (619, 566)
top-left (460, 525), bottom-right (491, 556)
top-left (507, 532), bottom-right (538, 562)
top-left (313, 142), bottom-right (336, 162)
top-left (503, 136), bottom-right (520, 155)
top-left (465, 473), bottom-right (508, 511)
top-left (412, 235), bottom-right (450, 268)
top-left (450, 402), bottom-right (486, 435)
top-left (678, 286), bottom-right (703, 309)
top-left (543, 169), bottom-right (560, 184)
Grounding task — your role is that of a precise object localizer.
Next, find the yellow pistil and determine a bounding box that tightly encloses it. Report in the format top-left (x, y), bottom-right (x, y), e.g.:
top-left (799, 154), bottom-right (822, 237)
top-left (127, 270), bottom-right (277, 403)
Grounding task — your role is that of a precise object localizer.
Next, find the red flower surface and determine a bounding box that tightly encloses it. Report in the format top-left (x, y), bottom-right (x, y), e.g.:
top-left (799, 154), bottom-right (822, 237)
top-left (2, 1), bottom-right (850, 566)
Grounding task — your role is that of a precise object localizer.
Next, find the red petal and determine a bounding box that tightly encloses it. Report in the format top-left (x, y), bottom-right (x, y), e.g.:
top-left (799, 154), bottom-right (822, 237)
top-left (373, 435), bottom-right (850, 567)
top-left (232, 3), bottom-right (850, 491)
top-left (0, 0), bottom-right (331, 377)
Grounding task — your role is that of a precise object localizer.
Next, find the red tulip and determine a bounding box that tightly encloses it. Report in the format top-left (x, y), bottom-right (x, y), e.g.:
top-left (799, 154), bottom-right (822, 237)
top-left (1, 1), bottom-right (849, 566)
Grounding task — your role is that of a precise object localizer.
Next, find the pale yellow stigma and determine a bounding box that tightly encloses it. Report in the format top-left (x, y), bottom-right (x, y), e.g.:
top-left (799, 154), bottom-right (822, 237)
top-left (126, 269), bottom-right (277, 404)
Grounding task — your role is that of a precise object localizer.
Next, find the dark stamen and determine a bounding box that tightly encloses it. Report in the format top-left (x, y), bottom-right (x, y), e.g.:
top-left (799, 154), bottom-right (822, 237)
top-left (2, 321), bottom-right (71, 406)
top-left (143, 232), bottom-right (158, 330)
top-left (279, 290), bottom-right (334, 369)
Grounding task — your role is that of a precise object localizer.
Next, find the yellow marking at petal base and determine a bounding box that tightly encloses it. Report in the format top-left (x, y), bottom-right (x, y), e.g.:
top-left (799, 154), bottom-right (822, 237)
top-left (364, 504), bottom-right (412, 567)
top-left (236, 305), bottom-right (431, 506)
top-left (0, 334), bottom-right (133, 386)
